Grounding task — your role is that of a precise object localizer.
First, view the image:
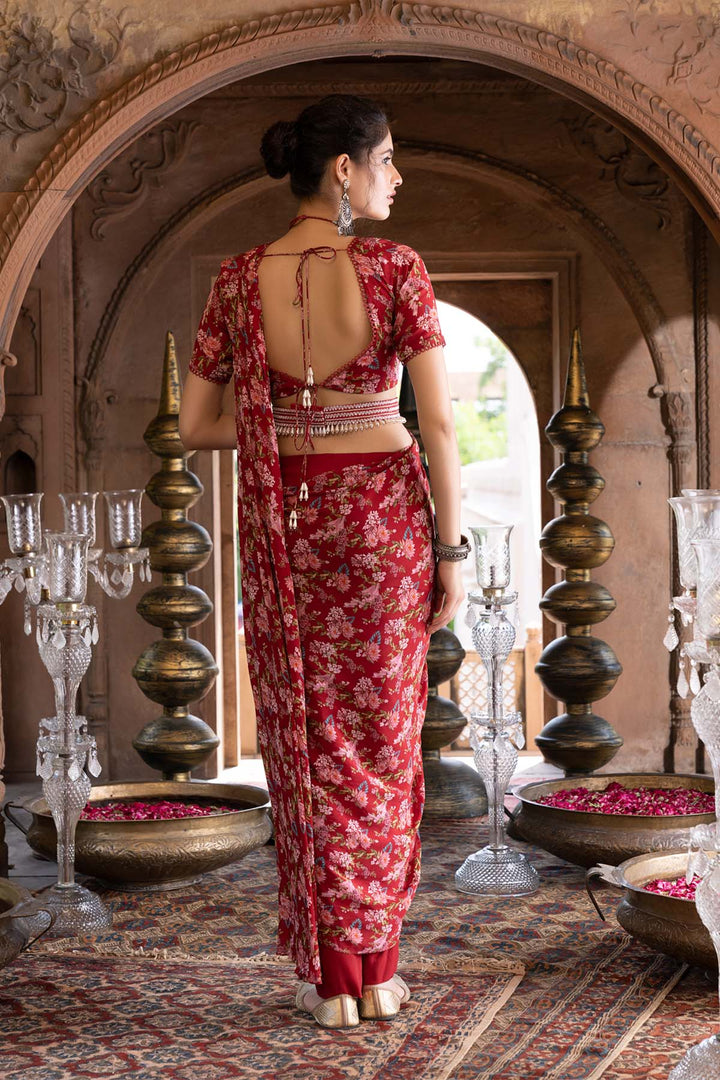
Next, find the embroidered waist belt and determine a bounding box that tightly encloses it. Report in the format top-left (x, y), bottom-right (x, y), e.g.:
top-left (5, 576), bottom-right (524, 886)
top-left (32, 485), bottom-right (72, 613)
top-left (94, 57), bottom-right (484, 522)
top-left (273, 398), bottom-right (406, 437)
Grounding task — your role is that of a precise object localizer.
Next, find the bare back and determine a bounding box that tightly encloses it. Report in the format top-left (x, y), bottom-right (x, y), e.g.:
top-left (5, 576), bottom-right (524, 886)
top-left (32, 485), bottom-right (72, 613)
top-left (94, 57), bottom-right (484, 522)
top-left (258, 230), bottom-right (412, 456)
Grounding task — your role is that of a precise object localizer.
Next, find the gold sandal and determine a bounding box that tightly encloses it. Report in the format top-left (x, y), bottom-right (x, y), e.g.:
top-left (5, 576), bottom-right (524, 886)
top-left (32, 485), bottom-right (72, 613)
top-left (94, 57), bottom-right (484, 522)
top-left (358, 974), bottom-right (411, 1021)
top-left (295, 982), bottom-right (360, 1029)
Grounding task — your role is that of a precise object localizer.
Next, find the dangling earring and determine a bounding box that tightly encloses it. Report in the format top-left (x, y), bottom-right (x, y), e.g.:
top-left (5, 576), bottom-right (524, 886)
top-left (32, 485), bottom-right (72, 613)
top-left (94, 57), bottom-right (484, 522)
top-left (337, 178), bottom-right (354, 236)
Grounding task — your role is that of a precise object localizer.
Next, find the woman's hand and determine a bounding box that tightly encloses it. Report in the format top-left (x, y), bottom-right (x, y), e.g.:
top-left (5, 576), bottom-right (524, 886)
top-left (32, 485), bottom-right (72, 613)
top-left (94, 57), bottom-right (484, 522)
top-left (428, 559), bottom-right (466, 635)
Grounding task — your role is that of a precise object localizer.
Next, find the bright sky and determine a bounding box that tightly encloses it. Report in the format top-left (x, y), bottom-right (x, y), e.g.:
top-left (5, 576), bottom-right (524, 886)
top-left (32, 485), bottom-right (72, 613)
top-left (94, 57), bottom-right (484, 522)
top-left (437, 300), bottom-right (507, 373)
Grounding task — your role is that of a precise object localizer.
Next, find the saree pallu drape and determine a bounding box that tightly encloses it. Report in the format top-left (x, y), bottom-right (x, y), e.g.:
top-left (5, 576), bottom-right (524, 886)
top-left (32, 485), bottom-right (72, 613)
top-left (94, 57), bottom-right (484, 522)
top-left (233, 358), bottom-right (434, 983)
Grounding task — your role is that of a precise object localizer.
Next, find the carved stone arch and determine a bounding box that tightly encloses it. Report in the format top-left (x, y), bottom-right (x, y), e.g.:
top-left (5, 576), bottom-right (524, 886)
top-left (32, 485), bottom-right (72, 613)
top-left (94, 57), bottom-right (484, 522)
top-left (1, 1), bottom-right (720, 361)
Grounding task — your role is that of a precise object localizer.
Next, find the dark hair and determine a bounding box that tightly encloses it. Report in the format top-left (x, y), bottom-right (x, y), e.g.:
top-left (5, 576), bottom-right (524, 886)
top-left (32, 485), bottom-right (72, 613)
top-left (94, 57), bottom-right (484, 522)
top-left (259, 94), bottom-right (390, 199)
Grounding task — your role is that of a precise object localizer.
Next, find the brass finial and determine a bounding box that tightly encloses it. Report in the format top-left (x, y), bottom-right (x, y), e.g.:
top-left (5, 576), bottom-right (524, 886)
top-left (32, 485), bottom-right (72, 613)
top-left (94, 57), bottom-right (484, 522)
top-left (564, 327), bottom-right (590, 408)
top-left (534, 329), bottom-right (623, 775)
top-left (131, 332), bottom-right (219, 780)
top-left (158, 330), bottom-right (181, 418)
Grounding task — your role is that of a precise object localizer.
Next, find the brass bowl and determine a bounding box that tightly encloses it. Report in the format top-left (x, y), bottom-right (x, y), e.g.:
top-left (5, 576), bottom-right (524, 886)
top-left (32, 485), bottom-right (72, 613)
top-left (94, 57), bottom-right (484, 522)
top-left (4, 780), bottom-right (273, 890)
top-left (0, 879), bottom-right (56, 969)
top-left (511, 773), bottom-right (714, 868)
top-left (587, 850), bottom-right (715, 971)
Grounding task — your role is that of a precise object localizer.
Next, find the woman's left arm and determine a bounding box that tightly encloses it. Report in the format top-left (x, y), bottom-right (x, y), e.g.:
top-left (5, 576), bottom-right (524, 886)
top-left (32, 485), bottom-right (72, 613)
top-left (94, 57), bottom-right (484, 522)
top-left (179, 372), bottom-right (236, 450)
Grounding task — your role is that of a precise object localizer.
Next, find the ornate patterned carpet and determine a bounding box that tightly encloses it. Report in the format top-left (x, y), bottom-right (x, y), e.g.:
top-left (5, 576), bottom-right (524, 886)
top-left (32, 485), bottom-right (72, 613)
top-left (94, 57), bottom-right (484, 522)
top-left (604, 966), bottom-right (719, 1079)
top-left (2, 816), bottom-right (704, 1078)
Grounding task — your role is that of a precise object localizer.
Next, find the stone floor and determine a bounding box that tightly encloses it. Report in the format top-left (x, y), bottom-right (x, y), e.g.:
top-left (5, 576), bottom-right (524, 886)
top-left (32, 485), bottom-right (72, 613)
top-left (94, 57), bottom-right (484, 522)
top-left (4, 753), bottom-right (552, 892)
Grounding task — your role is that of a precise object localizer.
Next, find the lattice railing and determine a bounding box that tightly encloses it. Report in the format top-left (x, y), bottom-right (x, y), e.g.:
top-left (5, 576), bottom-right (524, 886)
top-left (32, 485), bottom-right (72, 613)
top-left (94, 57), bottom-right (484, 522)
top-left (449, 648), bottom-right (526, 750)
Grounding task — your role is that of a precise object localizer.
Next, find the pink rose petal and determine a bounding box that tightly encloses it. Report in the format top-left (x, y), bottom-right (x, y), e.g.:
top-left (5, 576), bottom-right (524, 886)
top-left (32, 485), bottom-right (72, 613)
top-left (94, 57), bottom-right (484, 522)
top-left (536, 782), bottom-right (713, 816)
top-left (80, 799), bottom-right (238, 821)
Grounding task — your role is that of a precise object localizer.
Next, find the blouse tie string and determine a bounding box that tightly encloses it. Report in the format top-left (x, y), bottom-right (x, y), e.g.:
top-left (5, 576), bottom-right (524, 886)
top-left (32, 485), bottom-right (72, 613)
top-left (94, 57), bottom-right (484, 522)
top-left (286, 245), bottom-right (338, 530)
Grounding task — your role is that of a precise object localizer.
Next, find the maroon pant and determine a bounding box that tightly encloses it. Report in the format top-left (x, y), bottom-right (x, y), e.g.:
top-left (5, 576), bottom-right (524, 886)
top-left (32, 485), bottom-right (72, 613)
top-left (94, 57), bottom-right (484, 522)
top-left (316, 942), bottom-right (400, 999)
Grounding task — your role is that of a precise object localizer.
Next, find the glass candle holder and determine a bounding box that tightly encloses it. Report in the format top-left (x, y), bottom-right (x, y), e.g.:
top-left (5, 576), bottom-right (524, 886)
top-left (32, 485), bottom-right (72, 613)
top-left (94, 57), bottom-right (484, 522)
top-left (470, 525), bottom-right (513, 593)
top-left (103, 489), bottom-right (144, 549)
top-left (59, 492), bottom-right (98, 547)
top-left (44, 532), bottom-right (90, 605)
top-left (669, 496), bottom-right (701, 592)
top-left (692, 537), bottom-right (720, 650)
top-left (1, 492), bottom-right (44, 554)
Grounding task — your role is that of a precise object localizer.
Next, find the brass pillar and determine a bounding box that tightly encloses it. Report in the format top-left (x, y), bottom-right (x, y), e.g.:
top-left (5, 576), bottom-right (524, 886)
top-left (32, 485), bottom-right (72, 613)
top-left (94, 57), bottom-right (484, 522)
top-left (535, 329), bottom-right (623, 774)
top-left (132, 332), bottom-right (219, 779)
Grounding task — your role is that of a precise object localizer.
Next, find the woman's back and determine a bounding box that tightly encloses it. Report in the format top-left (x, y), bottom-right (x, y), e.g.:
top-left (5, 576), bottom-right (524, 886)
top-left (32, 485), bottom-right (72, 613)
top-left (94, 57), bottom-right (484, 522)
top-left (258, 225), bottom-right (404, 456)
top-left (254, 223), bottom-right (434, 456)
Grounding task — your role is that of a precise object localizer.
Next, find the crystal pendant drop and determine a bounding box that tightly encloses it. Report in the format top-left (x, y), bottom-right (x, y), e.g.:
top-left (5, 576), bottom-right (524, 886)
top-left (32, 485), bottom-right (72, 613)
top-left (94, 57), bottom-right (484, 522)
top-left (464, 604), bottom-right (479, 628)
top-left (88, 745), bottom-right (102, 777)
top-left (663, 619), bottom-right (679, 652)
top-left (52, 627), bottom-right (66, 650)
top-left (690, 661), bottom-right (701, 696)
top-left (677, 658), bottom-right (689, 699)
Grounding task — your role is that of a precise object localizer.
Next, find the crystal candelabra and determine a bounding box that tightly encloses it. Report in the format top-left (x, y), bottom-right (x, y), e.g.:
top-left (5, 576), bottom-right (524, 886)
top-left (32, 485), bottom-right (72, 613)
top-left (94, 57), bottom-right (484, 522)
top-left (664, 491), bottom-right (720, 700)
top-left (455, 525), bottom-right (540, 897)
top-left (667, 532), bottom-right (720, 1078)
top-left (0, 489), bottom-right (150, 936)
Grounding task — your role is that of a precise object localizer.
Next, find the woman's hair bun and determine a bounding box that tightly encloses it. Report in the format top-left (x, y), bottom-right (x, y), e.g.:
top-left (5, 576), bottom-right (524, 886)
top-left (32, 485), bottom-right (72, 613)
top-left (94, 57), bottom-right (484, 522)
top-left (259, 119), bottom-right (298, 179)
top-left (259, 96), bottom-right (389, 199)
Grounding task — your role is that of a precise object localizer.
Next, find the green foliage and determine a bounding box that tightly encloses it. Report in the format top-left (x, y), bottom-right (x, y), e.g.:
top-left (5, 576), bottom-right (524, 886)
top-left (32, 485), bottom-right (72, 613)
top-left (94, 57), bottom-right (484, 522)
top-left (452, 401), bottom-right (508, 466)
top-left (447, 329), bottom-right (510, 466)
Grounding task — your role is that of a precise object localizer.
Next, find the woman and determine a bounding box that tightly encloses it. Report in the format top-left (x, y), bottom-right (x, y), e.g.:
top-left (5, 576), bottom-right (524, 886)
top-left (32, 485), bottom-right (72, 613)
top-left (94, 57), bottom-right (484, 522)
top-left (179, 94), bottom-right (467, 1030)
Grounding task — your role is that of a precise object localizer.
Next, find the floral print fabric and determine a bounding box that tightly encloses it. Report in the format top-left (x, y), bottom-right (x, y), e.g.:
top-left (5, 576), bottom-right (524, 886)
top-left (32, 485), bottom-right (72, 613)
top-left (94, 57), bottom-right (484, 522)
top-left (281, 447), bottom-right (435, 952)
top-left (188, 237), bottom-right (444, 982)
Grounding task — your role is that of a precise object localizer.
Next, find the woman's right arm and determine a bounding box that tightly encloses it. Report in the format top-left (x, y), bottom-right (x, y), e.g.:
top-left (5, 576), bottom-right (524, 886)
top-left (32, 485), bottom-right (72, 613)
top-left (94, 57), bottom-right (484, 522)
top-left (179, 372), bottom-right (236, 450)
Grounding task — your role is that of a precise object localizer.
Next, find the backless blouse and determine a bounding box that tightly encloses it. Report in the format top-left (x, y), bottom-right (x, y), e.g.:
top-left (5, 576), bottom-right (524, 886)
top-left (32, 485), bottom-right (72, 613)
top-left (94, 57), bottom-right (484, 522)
top-left (189, 236), bottom-right (446, 394)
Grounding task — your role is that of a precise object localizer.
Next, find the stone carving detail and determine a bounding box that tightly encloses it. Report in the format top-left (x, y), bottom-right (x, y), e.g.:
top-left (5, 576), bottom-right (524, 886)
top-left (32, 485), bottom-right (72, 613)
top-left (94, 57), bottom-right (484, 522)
top-left (2, 2), bottom-right (720, 278)
top-left (0, 413), bottom-right (41, 464)
top-left (0, 5), bottom-right (128, 148)
top-left (77, 373), bottom-right (115, 475)
top-left (0, 351), bottom-right (17, 422)
top-left (612, 1), bottom-right (720, 119)
top-left (563, 114), bottom-right (671, 228)
top-left (87, 120), bottom-right (200, 240)
top-left (8, 293), bottom-right (41, 395)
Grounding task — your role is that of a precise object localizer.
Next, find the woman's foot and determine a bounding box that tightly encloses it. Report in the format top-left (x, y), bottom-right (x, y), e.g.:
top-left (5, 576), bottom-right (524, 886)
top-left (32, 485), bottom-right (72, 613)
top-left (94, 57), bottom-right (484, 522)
top-left (358, 974), bottom-right (411, 1020)
top-left (295, 981), bottom-right (360, 1029)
